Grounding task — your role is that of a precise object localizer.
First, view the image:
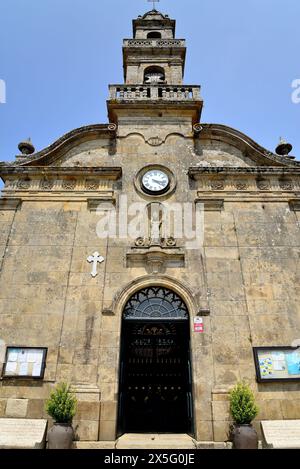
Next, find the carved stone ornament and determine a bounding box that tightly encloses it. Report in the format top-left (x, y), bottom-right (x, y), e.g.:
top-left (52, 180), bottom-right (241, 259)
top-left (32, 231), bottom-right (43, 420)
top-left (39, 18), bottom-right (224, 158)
top-left (62, 180), bottom-right (76, 191)
top-left (40, 180), bottom-right (54, 191)
top-left (135, 237), bottom-right (150, 247)
top-left (85, 180), bottom-right (99, 191)
top-left (127, 248), bottom-right (185, 274)
top-left (108, 123), bottom-right (117, 132)
top-left (257, 180), bottom-right (270, 191)
top-left (193, 123), bottom-right (203, 134)
top-left (165, 237), bottom-right (177, 247)
top-left (235, 181), bottom-right (248, 191)
top-left (147, 136), bottom-right (163, 146)
top-left (279, 180), bottom-right (293, 191)
top-left (210, 180), bottom-right (225, 191)
top-left (17, 180), bottom-right (30, 190)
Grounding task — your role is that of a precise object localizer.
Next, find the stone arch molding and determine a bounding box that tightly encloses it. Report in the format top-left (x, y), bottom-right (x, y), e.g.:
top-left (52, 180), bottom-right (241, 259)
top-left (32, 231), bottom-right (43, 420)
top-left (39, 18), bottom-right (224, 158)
top-left (109, 275), bottom-right (200, 320)
top-left (121, 131), bottom-right (187, 147)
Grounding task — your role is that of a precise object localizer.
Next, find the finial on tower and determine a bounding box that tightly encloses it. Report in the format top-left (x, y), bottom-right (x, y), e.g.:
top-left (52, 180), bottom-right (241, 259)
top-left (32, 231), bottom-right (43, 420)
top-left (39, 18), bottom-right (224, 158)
top-left (147, 0), bottom-right (160, 11)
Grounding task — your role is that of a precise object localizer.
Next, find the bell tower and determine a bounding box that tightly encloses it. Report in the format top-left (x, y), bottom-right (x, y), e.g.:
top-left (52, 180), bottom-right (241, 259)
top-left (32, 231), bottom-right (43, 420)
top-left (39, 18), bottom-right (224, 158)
top-left (125, 10), bottom-right (183, 85)
top-left (108, 9), bottom-right (203, 127)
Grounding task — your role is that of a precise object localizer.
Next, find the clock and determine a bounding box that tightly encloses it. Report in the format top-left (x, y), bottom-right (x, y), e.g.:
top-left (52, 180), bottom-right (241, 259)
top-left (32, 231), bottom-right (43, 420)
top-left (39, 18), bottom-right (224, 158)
top-left (142, 169), bottom-right (170, 194)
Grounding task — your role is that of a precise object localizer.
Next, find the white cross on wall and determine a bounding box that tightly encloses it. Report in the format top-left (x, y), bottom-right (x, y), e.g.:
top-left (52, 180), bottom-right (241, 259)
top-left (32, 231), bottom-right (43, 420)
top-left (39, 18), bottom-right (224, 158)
top-left (87, 252), bottom-right (104, 278)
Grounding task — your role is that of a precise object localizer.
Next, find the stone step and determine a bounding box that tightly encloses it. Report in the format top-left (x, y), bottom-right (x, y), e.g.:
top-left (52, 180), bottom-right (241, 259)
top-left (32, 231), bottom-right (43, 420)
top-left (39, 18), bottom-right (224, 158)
top-left (117, 433), bottom-right (196, 449)
top-left (74, 434), bottom-right (232, 450)
top-left (74, 441), bottom-right (116, 449)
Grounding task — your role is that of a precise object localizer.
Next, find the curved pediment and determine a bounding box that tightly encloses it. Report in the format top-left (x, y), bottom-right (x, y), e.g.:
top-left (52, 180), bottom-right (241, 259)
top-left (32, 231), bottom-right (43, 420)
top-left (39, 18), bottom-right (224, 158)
top-left (14, 124), bottom-right (117, 167)
top-left (2, 122), bottom-right (298, 170)
top-left (198, 124), bottom-right (299, 168)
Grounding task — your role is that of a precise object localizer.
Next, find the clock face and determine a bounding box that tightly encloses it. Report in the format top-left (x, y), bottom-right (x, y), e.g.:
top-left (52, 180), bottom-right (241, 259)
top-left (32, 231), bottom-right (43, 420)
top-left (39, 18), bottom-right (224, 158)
top-left (142, 169), bottom-right (170, 194)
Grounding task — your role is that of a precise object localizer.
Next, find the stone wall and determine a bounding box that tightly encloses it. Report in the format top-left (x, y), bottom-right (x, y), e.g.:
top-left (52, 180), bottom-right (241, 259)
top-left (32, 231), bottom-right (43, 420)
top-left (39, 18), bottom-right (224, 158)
top-left (0, 132), bottom-right (299, 442)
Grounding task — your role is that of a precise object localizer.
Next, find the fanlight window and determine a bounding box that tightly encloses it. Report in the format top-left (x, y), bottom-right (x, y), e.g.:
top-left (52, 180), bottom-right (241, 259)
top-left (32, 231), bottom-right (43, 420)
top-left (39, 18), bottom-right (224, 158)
top-left (147, 32), bottom-right (162, 38)
top-left (123, 287), bottom-right (189, 320)
top-left (144, 66), bottom-right (165, 84)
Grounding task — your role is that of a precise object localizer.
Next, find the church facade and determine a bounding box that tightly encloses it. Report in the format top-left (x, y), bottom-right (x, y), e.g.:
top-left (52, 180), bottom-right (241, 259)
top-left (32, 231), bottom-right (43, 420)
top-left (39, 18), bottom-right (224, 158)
top-left (0, 9), bottom-right (300, 444)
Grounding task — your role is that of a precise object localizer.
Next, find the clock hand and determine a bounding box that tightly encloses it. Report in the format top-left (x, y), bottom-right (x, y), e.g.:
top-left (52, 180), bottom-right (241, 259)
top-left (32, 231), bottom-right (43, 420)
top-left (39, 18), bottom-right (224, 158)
top-left (152, 179), bottom-right (165, 185)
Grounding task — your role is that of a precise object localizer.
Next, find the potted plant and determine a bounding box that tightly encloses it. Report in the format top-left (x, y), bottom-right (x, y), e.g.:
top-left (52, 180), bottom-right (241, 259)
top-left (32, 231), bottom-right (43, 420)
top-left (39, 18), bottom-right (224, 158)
top-left (229, 381), bottom-right (259, 449)
top-left (46, 382), bottom-right (77, 449)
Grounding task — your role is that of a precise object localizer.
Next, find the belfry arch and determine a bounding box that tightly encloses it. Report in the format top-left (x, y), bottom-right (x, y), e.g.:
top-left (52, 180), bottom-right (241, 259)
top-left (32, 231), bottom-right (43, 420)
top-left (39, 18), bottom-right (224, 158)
top-left (117, 286), bottom-right (194, 435)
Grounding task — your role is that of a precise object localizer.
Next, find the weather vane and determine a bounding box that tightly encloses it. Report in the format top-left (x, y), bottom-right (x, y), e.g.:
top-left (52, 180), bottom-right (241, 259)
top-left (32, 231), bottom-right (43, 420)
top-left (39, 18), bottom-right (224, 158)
top-left (148, 0), bottom-right (160, 10)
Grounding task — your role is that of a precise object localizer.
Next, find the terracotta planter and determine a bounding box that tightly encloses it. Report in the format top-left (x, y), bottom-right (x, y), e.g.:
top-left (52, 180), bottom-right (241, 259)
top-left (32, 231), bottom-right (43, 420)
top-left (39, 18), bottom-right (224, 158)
top-left (232, 424), bottom-right (258, 449)
top-left (48, 423), bottom-right (74, 449)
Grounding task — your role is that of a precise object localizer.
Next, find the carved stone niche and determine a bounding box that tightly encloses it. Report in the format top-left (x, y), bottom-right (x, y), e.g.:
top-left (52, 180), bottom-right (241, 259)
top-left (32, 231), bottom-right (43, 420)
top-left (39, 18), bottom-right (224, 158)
top-left (126, 245), bottom-right (185, 274)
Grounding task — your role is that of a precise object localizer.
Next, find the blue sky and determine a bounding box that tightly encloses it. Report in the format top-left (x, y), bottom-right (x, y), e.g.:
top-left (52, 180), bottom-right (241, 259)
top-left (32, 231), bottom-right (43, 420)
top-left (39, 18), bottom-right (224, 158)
top-left (0, 0), bottom-right (299, 164)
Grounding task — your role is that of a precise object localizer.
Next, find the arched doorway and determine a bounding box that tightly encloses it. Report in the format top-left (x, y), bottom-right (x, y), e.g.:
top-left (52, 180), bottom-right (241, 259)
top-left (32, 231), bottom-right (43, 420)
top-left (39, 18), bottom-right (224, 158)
top-left (117, 287), bottom-right (193, 435)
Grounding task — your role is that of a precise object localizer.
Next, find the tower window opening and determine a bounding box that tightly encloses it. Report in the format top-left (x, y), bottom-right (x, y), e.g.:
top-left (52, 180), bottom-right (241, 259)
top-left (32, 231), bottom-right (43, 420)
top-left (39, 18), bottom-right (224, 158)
top-left (147, 31), bottom-right (162, 39)
top-left (144, 66), bottom-right (165, 84)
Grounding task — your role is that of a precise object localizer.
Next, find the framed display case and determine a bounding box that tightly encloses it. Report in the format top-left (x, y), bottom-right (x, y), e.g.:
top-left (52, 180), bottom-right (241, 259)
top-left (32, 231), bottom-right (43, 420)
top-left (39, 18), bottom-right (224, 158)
top-left (2, 347), bottom-right (47, 379)
top-left (253, 346), bottom-right (300, 383)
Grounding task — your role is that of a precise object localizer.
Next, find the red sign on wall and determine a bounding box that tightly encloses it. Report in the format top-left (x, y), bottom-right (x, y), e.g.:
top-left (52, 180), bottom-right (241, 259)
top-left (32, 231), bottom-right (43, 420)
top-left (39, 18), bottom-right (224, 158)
top-left (194, 317), bottom-right (204, 333)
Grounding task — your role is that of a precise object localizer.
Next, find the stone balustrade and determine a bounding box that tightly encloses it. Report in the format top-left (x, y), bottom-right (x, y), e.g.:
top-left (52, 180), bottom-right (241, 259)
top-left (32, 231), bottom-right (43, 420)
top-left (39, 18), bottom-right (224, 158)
top-left (109, 84), bottom-right (201, 101)
top-left (123, 39), bottom-right (185, 48)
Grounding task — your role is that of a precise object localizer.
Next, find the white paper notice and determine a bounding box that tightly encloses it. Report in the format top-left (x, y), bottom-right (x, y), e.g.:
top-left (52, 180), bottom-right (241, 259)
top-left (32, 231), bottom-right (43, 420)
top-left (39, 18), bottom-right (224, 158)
top-left (35, 352), bottom-right (43, 364)
top-left (18, 351), bottom-right (27, 363)
top-left (5, 362), bottom-right (17, 374)
top-left (7, 351), bottom-right (18, 362)
top-left (273, 360), bottom-right (285, 371)
top-left (32, 363), bottom-right (42, 377)
top-left (19, 363), bottom-right (29, 376)
top-left (27, 352), bottom-right (37, 363)
top-left (273, 352), bottom-right (285, 361)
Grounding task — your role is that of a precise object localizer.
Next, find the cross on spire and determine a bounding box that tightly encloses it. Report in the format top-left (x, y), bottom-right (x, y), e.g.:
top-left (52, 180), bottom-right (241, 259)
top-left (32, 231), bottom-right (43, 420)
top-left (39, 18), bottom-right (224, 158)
top-left (148, 0), bottom-right (160, 10)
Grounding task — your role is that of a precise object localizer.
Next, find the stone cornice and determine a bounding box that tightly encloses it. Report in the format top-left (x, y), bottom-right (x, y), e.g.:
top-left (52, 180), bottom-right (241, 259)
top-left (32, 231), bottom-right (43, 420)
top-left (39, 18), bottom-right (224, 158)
top-left (0, 166), bottom-right (122, 181)
top-left (197, 124), bottom-right (299, 167)
top-left (189, 167), bottom-right (300, 179)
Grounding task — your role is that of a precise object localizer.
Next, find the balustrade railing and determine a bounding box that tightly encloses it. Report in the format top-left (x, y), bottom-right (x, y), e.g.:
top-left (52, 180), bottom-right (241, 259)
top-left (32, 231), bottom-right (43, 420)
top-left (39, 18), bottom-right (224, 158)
top-left (123, 39), bottom-right (185, 48)
top-left (109, 85), bottom-right (201, 101)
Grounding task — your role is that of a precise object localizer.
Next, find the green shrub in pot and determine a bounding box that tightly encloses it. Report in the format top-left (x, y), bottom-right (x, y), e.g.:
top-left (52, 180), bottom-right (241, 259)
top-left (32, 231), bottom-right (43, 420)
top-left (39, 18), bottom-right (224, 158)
top-left (46, 382), bottom-right (77, 449)
top-left (229, 381), bottom-right (259, 449)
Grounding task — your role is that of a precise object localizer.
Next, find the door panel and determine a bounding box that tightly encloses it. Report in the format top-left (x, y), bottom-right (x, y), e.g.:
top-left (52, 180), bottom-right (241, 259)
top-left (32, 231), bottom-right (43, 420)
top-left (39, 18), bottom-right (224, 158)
top-left (118, 320), bottom-right (193, 435)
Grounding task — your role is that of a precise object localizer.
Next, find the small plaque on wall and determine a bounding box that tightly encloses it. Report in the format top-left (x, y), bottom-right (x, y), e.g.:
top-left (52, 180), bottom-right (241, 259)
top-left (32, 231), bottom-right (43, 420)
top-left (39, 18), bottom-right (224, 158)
top-left (253, 347), bottom-right (300, 382)
top-left (2, 347), bottom-right (47, 379)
